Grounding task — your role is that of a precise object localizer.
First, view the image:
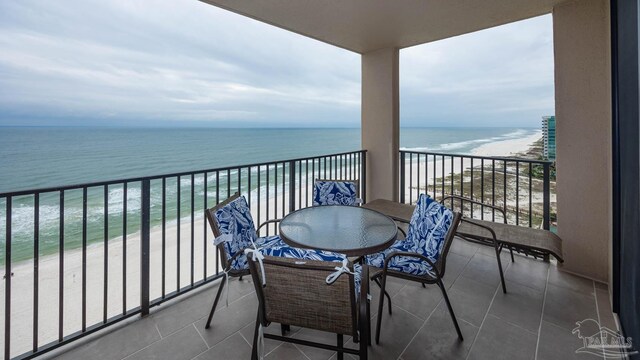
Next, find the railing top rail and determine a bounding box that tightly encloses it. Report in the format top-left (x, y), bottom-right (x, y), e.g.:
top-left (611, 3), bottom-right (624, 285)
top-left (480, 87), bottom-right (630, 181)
top-left (0, 149), bottom-right (367, 198)
top-left (399, 149), bottom-right (553, 165)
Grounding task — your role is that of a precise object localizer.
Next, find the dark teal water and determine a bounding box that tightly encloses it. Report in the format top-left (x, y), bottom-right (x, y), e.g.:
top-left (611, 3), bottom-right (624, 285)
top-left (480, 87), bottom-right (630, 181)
top-left (0, 127), bottom-right (537, 264)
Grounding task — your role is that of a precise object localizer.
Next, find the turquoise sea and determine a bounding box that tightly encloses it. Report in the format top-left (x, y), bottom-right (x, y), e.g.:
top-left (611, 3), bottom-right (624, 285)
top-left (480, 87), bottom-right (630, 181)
top-left (0, 127), bottom-right (538, 264)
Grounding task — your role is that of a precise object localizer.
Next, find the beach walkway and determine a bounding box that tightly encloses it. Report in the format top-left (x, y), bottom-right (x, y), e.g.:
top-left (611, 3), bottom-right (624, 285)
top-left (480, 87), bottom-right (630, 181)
top-left (54, 237), bottom-right (618, 360)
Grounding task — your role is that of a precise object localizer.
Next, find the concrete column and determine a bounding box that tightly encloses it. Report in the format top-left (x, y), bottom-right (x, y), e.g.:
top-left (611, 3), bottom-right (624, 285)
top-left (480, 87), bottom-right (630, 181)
top-left (553, 0), bottom-right (612, 283)
top-left (361, 47), bottom-right (400, 201)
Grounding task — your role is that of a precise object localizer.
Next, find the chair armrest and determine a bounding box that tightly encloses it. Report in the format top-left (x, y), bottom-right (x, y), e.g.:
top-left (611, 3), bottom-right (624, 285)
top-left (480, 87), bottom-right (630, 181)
top-left (257, 218), bottom-right (282, 232)
top-left (440, 195), bottom-right (508, 224)
top-left (383, 251), bottom-right (442, 280)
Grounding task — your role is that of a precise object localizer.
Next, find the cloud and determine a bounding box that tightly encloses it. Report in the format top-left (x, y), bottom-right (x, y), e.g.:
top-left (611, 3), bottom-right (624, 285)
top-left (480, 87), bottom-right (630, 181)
top-left (0, 1), bottom-right (553, 127)
top-left (400, 14), bottom-right (555, 127)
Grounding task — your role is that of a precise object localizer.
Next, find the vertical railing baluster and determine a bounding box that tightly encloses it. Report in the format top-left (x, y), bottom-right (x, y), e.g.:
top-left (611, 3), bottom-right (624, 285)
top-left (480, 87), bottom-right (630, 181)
top-left (82, 187), bottom-right (87, 331)
top-left (450, 156), bottom-right (454, 209)
top-left (459, 157), bottom-right (464, 213)
top-left (204, 173), bottom-right (208, 279)
top-left (492, 160), bottom-right (496, 222)
top-left (298, 161), bottom-right (302, 209)
top-left (417, 154), bottom-right (421, 198)
top-left (5, 196), bottom-right (11, 359)
top-left (226, 170), bottom-right (231, 199)
top-left (176, 178), bottom-right (180, 292)
top-left (481, 159), bottom-right (484, 220)
top-left (266, 165), bottom-right (270, 236)
top-left (104, 185), bottom-right (109, 320)
top-left (190, 174), bottom-right (195, 287)
top-left (247, 168), bottom-right (251, 209)
top-left (140, 179), bottom-right (150, 316)
top-left (289, 160), bottom-right (296, 213)
top-left (409, 152), bottom-right (413, 204)
top-left (161, 178), bottom-right (166, 298)
top-left (543, 163), bottom-right (551, 230)
top-left (33, 193), bottom-right (39, 352)
top-left (122, 182), bottom-right (128, 314)
top-left (470, 158), bottom-right (474, 217)
top-left (400, 152), bottom-right (406, 203)
top-left (274, 164), bottom-right (278, 232)
top-left (282, 163), bottom-right (285, 218)
top-left (503, 160), bottom-right (507, 223)
top-left (362, 151), bottom-right (367, 203)
top-left (516, 162), bottom-right (520, 226)
top-left (432, 154), bottom-right (436, 198)
top-left (215, 172), bottom-right (220, 274)
top-left (306, 159), bottom-right (310, 207)
top-left (257, 167), bottom-right (261, 235)
top-left (529, 163), bottom-right (533, 227)
top-left (441, 155), bottom-right (445, 201)
top-left (58, 191), bottom-right (64, 342)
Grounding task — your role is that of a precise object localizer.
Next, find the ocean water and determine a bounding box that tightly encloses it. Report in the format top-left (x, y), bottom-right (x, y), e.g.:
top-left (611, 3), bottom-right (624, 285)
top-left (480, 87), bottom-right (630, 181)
top-left (0, 126), bottom-right (537, 263)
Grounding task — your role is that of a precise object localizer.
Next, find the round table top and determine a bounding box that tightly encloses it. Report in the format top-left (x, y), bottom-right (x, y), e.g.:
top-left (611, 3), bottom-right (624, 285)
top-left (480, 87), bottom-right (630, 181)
top-left (279, 205), bottom-right (398, 257)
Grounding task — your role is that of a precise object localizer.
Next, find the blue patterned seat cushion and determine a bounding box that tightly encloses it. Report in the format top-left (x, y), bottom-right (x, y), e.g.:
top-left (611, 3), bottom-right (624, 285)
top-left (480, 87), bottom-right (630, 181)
top-left (213, 196), bottom-right (284, 271)
top-left (365, 194), bottom-right (454, 277)
top-left (313, 180), bottom-right (358, 206)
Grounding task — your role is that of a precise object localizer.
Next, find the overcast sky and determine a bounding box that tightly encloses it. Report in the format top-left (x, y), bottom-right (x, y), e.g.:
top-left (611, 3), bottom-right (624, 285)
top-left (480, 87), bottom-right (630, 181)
top-left (0, 0), bottom-right (554, 128)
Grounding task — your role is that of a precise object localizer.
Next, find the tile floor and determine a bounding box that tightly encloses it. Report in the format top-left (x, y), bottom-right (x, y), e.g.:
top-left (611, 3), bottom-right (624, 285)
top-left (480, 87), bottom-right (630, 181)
top-left (53, 238), bottom-right (625, 360)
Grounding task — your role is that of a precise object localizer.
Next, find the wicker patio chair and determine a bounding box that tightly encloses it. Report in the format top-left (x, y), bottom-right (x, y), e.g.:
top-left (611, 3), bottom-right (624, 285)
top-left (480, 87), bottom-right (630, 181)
top-left (247, 255), bottom-right (369, 360)
top-left (203, 192), bottom-right (285, 330)
top-left (313, 179), bottom-right (361, 206)
top-left (365, 194), bottom-right (463, 344)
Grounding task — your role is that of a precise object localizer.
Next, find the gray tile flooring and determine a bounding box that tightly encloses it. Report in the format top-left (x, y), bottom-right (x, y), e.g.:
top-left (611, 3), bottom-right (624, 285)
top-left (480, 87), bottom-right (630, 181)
top-left (53, 238), bottom-right (622, 360)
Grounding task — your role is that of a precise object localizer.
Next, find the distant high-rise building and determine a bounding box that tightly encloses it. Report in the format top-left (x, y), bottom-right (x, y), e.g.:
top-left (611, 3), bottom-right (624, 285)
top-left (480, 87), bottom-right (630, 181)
top-left (542, 116), bottom-right (556, 160)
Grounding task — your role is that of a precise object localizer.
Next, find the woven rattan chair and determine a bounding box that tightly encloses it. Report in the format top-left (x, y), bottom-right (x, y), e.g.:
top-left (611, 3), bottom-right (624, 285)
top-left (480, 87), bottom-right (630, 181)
top-left (203, 192), bottom-right (285, 330)
top-left (248, 256), bottom-right (369, 360)
top-left (365, 194), bottom-right (463, 344)
top-left (313, 179), bottom-right (361, 206)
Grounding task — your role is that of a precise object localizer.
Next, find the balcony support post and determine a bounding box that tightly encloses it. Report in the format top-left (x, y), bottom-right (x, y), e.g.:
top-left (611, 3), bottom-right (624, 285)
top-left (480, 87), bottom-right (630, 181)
top-left (361, 47), bottom-right (400, 202)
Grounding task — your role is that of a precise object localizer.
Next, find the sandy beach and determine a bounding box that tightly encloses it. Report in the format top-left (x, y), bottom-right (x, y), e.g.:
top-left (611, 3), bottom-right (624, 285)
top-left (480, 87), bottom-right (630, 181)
top-left (0, 132), bottom-right (545, 357)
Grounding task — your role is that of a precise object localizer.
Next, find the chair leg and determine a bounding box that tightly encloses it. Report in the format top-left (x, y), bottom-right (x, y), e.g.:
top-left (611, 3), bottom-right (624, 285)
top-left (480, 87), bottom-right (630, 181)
top-left (375, 275), bottom-right (387, 344)
top-left (337, 334), bottom-right (344, 360)
top-left (366, 295), bottom-right (372, 345)
top-left (494, 243), bottom-right (507, 294)
top-left (280, 324), bottom-right (290, 336)
top-left (437, 280), bottom-right (463, 341)
top-left (422, 283), bottom-right (426, 288)
top-left (205, 277), bottom-right (226, 329)
top-left (373, 277), bottom-right (392, 315)
top-left (251, 315), bottom-right (260, 360)
top-left (509, 246), bottom-right (515, 262)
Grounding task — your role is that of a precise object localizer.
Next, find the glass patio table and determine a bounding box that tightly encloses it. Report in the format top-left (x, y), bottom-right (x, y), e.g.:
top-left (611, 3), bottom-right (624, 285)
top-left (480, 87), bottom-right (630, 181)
top-left (278, 205), bottom-right (398, 257)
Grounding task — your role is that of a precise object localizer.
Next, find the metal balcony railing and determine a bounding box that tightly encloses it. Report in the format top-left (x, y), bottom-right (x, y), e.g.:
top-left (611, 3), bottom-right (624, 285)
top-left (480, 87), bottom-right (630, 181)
top-left (399, 150), bottom-right (553, 230)
top-left (0, 150), bottom-right (366, 360)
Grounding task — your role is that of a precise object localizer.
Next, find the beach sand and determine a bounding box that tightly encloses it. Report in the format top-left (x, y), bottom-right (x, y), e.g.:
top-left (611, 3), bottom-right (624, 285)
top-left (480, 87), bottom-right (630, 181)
top-left (0, 133), bottom-right (543, 357)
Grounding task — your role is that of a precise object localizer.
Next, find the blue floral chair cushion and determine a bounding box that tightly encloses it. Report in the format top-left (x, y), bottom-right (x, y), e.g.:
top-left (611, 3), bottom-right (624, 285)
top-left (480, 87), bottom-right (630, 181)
top-left (313, 180), bottom-right (359, 206)
top-left (213, 196), bottom-right (286, 271)
top-left (365, 194), bottom-right (454, 277)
